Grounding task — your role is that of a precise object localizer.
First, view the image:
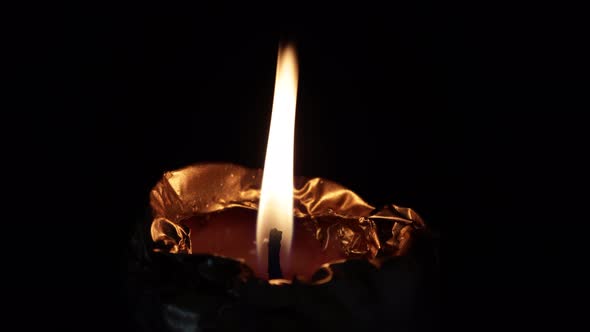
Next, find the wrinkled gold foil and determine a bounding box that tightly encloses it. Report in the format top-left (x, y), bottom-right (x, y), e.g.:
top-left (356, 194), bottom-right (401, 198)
top-left (150, 163), bottom-right (425, 259)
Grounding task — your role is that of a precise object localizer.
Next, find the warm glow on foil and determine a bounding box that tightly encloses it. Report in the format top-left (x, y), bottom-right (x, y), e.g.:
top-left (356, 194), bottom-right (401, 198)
top-left (256, 44), bottom-right (299, 267)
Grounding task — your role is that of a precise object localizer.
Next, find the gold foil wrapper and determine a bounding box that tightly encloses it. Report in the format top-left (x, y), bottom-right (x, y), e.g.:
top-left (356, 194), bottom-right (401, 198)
top-left (150, 163), bottom-right (426, 260)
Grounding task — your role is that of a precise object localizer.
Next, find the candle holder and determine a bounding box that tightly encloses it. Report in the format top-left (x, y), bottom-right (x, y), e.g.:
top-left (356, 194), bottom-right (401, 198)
top-left (129, 163), bottom-right (439, 331)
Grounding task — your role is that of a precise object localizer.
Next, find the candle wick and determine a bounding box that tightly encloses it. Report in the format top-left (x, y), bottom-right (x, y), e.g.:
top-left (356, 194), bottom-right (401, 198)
top-left (268, 228), bottom-right (283, 279)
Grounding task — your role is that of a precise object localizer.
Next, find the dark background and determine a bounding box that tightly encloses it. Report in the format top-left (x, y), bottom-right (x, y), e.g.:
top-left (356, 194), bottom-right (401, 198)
top-left (21, 1), bottom-right (583, 330)
top-left (86, 4), bottom-right (461, 328)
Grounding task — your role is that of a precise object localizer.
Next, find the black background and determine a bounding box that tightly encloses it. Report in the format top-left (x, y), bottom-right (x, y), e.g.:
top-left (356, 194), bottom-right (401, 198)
top-left (18, 1), bottom-right (584, 330)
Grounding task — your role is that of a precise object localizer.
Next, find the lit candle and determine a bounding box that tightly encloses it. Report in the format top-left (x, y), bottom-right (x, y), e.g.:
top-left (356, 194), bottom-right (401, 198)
top-left (138, 40), bottom-right (434, 332)
top-left (149, 43), bottom-right (426, 281)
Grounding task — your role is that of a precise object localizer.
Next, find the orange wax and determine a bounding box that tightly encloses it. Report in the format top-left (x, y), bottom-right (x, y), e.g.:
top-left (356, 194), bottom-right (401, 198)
top-left (181, 207), bottom-right (346, 280)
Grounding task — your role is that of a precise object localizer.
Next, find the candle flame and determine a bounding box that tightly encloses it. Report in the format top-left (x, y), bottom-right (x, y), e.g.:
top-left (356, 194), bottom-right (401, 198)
top-left (256, 43), bottom-right (298, 269)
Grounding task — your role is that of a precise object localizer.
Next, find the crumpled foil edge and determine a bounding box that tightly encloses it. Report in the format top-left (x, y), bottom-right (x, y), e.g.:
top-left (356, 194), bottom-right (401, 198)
top-left (149, 163), bottom-right (426, 259)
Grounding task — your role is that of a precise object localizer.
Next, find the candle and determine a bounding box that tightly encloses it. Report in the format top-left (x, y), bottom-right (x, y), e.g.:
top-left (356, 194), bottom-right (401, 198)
top-left (149, 43), bottom-right (425, 281)
top-left (137, 42), bottom-right (435, 329)
top-left (150, 163), bottom-right (423, 280)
